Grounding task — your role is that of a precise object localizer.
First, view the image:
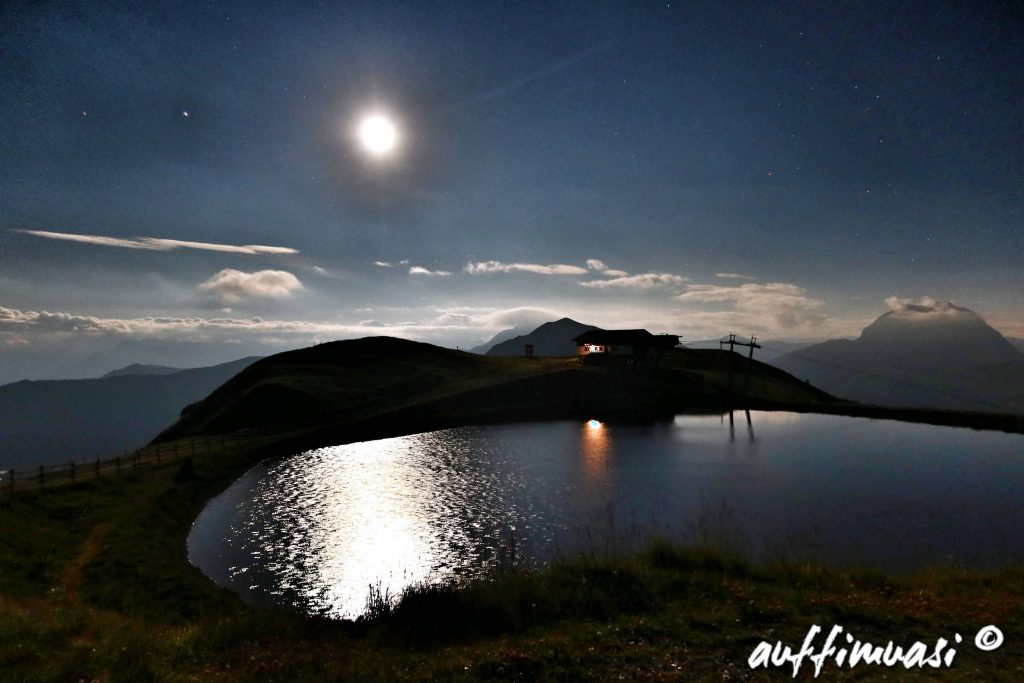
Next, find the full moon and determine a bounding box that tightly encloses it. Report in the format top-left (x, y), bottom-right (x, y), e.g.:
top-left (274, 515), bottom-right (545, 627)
top-left (358, 114), bottom-right (398, 156)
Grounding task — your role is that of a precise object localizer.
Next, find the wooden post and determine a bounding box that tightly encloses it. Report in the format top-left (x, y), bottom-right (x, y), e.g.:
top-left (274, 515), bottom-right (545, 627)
top-left (727, 348), bottom-right (734, 395)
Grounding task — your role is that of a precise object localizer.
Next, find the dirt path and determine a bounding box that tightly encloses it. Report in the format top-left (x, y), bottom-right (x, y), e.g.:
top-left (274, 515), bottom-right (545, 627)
top-left (61, 523), bottom-right (110, 603)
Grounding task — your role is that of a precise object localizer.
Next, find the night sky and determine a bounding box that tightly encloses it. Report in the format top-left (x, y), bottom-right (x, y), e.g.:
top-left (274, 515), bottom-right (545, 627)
top-left (2, 1), bottom-right (1022, 383)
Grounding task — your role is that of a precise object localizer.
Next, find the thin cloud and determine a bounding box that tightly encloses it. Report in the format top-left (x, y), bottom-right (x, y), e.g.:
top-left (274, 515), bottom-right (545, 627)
top-left (409, 266), bottom-right (451, 276)
top-left (464, 261), bottom-right (588, 275)
top-left (449, 40), bottom-right (617, 111)
top-left (716, 272), bottom-right (754, 280)
top-left (884, 296), bottom-right (967, 316)
top-left (198, 269), bottom-right (303, 304)
top-left (374, 259), bottom-right (409, 268)
top-left (580, 272), bottom-right (688, 290)
top-left (586, 258), bottom-right (629, 277)
top-left (432, 305), bottom-right (561, 330)
top-left (15, 229), bottom-right (298, 255)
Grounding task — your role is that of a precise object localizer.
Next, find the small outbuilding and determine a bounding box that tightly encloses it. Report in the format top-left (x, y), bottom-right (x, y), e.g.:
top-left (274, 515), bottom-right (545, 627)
top-left (572, 329), bottom-right (679, 362)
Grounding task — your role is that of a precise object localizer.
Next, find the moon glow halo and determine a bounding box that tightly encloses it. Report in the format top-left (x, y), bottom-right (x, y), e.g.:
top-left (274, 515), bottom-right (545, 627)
top-left (358, 114), bottom-right (399, 156)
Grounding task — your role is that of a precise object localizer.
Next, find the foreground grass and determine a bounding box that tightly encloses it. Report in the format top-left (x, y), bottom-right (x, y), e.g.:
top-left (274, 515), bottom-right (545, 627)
top-left (2, 433), bottom-right (1023, 682)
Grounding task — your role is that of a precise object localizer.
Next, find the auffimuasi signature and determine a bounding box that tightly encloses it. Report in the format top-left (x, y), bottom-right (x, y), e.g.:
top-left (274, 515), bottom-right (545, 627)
top-left (748, 623), bottom-right (1004, 677)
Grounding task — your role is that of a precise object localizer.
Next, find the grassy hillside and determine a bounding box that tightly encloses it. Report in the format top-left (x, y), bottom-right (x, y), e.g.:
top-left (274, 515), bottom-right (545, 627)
top-left (159, 337), bottom-right (837, 444)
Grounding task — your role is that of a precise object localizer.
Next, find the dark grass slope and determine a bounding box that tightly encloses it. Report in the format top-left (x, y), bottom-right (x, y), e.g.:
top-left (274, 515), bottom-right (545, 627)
top-left (159, 337), bottom-right (573, 439)
top-left (157, 337), bottom-right (840, 444)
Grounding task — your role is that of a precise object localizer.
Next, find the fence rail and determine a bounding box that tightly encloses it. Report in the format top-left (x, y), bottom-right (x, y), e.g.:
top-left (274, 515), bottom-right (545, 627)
top-left (0, 433), bottom-right (238, 503)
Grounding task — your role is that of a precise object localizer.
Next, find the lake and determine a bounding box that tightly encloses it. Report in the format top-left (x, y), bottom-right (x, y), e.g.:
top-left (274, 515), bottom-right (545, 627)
top-left (188, 411), bottom-right (1024, 619)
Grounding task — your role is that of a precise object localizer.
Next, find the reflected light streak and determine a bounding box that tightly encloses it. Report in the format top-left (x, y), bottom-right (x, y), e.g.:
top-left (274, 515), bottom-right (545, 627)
top-left (580, 420), bottom-right (610, 481)
top-left (306, 440), bottom-right (433, 616)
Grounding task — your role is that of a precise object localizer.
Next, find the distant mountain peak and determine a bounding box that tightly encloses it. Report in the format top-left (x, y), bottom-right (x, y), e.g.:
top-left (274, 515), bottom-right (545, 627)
top-left (772, 300), bottom-right (1024, 413)
top-left (486, 317), bottom-right (601, 357)
top-left (859, 300), bottom-right (1015, 360)
top-left (101, 363), bottom-right (183, 378)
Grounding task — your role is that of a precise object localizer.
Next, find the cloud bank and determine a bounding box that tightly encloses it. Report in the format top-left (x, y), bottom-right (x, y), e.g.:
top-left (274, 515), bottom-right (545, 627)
top-left (677, 282), bottom-right (825, 330)
top-left (0, 304), bottom-right (557, 346)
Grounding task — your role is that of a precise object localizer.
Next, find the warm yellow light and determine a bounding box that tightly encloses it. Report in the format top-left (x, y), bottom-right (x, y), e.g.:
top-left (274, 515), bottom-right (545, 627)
top-left (358, 114), bottom-right (398, 156)
top-left (581, 420), bottom-right (610, 482)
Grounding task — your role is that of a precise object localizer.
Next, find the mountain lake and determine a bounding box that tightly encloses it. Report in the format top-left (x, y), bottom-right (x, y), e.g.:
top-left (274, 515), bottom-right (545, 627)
top-left (188, 411), bottom-right (1024, 619)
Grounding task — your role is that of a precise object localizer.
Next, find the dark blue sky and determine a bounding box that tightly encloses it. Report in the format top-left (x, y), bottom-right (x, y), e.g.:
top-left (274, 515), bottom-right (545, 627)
top-left (1, 1), bottom-right (1022, 381)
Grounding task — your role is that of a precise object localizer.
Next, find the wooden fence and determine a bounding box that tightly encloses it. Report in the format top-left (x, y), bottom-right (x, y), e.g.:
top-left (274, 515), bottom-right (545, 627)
top-left (0, 433), bottom-right (238, 503)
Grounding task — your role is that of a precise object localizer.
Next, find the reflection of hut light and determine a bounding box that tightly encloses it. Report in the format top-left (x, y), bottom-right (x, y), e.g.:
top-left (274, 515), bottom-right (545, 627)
top-left (581, 419), bottom-right (609, 481)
